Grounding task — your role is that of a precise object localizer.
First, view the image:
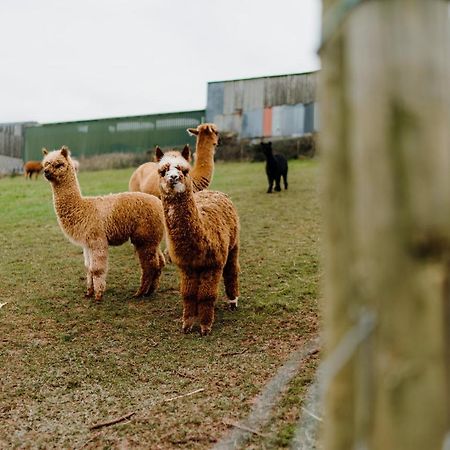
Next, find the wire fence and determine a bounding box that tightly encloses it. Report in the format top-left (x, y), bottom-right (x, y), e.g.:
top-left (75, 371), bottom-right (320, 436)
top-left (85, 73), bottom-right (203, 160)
top-left (291, 310), bottom-right (376, 449)
top-left (213, 310), bottom-right (377, 449)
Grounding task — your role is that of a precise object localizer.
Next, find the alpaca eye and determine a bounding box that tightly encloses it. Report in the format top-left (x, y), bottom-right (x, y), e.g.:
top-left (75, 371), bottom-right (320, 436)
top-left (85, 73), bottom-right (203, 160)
top-left (55, 163), bottom-right (64, 169)
top-left (182, 169), bottom-right (189, 176)
top-left (159, 169), bottom-right (166, 176)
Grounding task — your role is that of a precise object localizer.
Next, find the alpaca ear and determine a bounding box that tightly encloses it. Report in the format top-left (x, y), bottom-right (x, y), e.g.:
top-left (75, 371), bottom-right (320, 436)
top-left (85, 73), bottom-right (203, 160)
top-left (187, 128), bottom-right (198, 136)
top-left (181, 144), bottom-right (191, 162)
top-left (42, 148), bottom-right (48, 156)
top-left (60, 146), bottom-right (70, 159)
top-left (155, 146), bottom-right (164, 162)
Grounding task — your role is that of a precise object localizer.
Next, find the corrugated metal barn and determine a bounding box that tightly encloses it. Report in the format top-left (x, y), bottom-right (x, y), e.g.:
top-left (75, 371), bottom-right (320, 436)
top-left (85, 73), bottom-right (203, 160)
top-left (206, 72), bottom-right (318, 139)
top-left (24, 110), bottom-right (205, 161)
top-left (0, 122), bottom-right (37, 174)
top-left (0, 71), bottom-right (318, 172)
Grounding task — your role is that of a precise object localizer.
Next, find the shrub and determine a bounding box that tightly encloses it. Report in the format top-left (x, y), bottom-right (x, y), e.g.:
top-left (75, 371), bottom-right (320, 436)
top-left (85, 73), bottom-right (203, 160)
top-left (73, 133), bottom-right (318, 171)
top-left (216, 132), bottom-right (318, 162)
top-left (78, 151), bottom-right (151, 171)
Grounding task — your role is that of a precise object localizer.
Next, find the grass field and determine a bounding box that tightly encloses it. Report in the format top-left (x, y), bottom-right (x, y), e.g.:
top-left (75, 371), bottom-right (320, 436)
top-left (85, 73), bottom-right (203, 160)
top-left (0, 160), bottom-right (320, 449)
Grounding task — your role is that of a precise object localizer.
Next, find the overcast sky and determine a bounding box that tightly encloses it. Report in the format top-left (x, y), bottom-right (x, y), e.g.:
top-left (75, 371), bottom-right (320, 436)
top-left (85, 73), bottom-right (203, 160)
top-left (0, 0), bottom-right (321, 124)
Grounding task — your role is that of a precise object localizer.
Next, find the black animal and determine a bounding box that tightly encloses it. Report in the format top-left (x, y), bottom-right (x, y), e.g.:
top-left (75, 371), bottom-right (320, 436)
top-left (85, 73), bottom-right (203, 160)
top-left (261, 142), bottom-right (288, 193)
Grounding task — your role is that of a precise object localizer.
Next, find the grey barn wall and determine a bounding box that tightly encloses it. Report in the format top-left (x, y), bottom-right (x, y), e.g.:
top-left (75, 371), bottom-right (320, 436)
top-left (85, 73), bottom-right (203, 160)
top-left (0, 122), bottom-right (37, 174)
top-left (206, 72), bottom-right (318, 140)
top-left (0, 122), bottom-right (36, 159)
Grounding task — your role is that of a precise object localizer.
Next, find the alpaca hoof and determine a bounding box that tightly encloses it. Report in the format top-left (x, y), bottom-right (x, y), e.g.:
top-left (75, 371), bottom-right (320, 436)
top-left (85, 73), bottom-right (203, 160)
top-left (275, 187), bottom-right (281, 192)
top-left (85, 288), bottom-right (94, 298)
top-left (134, 283), bottom-right (156, 298)
top-left (133, 288), bottom-right (147, 298)
top-left (182, 323), bottom-right (194, 334)
top-left (200, 327), bottom-right (211, 337)
top-left (267, 190), bottom-right (272, 194)
top-left (94, 293), bottom-right (103, 301)
top-left (147, 281), bottom-right (159, 296)
top-left (228, 298), bottom-right (238, 311)
top-left (143, 289), bottom-right (155, 298)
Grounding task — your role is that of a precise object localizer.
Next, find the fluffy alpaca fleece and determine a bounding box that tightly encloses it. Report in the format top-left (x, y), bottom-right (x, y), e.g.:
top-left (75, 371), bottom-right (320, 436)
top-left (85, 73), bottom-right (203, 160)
top-left (24, 160), bottom-right (43, 179)
top-left (156, 145), bottom-right (240, 336)
top-left (42, 146), bottom-right (165, 301)
top-left (128, 123), bottom-right (219, 197)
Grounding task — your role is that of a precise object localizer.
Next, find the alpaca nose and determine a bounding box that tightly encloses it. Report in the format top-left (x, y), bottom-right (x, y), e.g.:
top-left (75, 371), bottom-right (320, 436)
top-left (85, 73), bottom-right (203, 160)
top-left (169, 174), bottom-right (179, 182)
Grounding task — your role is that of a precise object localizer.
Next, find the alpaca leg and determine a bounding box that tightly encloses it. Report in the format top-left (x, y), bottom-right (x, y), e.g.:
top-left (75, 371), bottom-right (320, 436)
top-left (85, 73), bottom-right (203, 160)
top-left (198, 300), bottom-right (215, 336)
top-left (89, 242), bottom-right (108, 301)
top-left (223, 246), bottom-right (240, 310)
top-left (163, 236), bottom-right (172, 264)
top-left (150, 248), bottom-right (165, 292)
top-left (275, 175), bottom-right (282, 192)
top-left (283, 172), bottom-right (288, 190)
top-left (134, 245), bottom-right (165, 297)
top-left (180, 271), bottom-right (199, 333)
top-left (267, 176), bottom-right (274, 193)
top-left (134, 245), bottom-right (152, 297)
top-left (163, 247), bottom-right (172, 264)
top-left (83, 247), bottom-right (94, 298)
top-left (197, 270), bottom-right (222, 336)
top-left (183, 299), bottom-right (198, 333)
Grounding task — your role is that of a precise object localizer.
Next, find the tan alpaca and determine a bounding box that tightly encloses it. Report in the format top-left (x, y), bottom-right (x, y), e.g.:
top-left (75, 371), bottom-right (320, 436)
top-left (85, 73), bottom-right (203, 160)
top-left (128, 123), bottom-right (219, 197)
top-left (42, 146), bottom-right (165, 301)
top-left (156, 145), bottom-right (240, 336)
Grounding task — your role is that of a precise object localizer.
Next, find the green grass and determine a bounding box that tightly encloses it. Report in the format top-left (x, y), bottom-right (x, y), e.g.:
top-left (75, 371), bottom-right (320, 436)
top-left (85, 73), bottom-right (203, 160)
top-left (0, 160), bottom-right (320, 449)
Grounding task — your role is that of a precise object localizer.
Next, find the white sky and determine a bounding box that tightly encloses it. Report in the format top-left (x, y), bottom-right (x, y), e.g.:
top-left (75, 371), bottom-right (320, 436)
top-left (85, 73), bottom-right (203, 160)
top-left (0, 0), bottom-right (322, 124)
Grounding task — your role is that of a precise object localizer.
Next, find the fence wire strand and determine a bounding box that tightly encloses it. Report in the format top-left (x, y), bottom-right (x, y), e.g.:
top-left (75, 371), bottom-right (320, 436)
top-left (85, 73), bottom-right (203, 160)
top-left (291, 310), bottom-right (377, 449)
top-left (212, 339), bottom-right (320, 450)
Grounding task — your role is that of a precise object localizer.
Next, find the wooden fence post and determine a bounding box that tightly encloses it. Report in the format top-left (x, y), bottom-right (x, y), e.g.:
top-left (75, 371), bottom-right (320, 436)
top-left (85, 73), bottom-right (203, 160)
top-left (320, 1), bottom-right (450, 449)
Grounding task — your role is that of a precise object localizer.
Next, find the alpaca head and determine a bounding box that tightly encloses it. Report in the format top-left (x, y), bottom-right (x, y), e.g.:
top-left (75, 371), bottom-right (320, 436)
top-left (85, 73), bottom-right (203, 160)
top-left (187, 123), bottom-right (219, 150)
top-left (42, 146), bottom-right (75, 183)
top-left (261, 141), bottom-right (273, 158)
top-left (156, 145), bottom-right (192, 195)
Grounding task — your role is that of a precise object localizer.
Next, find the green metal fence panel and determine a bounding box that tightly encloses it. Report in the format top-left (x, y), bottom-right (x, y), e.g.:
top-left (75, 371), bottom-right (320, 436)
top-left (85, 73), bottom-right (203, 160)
top-left (24, 110), bottom-right (205, 160)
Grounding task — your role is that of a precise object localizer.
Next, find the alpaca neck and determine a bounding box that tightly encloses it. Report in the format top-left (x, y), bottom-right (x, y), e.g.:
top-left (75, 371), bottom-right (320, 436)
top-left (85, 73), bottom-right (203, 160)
top-left (191, 136), bottom-right (215, 187)
top-left (162, 188), bottom-right (205, 250)
top-left (265, 151), bottom-right (276, 163)
top-left (50, 171), bottom-right (85, 227)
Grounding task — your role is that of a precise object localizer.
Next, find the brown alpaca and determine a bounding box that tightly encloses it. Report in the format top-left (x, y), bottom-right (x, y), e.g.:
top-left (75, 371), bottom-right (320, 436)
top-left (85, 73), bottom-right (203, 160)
top-left (24, 161), bottom-right (43, 179)
top-left (128, 123), bottom-right (219, 197)
top-left (156, 145), bottom-right (240, 336)
top-left (42, 146), bottom-right (165, 301)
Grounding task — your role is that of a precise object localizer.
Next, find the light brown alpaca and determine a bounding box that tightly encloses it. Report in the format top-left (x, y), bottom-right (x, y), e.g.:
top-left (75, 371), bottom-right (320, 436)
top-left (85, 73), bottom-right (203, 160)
top-left (156, 145), bottom-right (240, 336)
top-left (42, 146), bottom-right (165, 301)
top-left (24, 161), bottom-right (43, 179)
top-left (128, 123), bottom-right (219, 197)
